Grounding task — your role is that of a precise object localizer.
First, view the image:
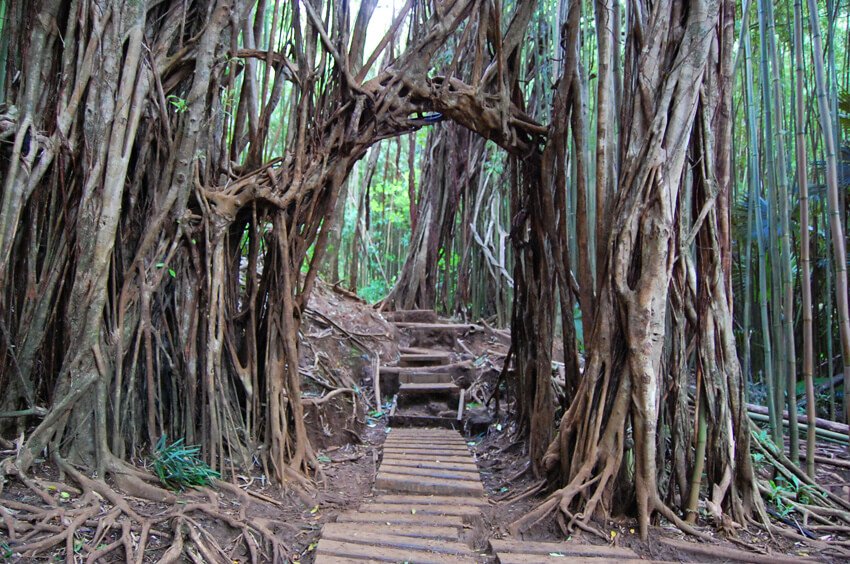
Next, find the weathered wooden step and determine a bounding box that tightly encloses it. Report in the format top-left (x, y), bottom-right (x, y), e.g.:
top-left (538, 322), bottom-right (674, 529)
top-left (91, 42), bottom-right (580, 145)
top-left (382, 453), bottom-right (475, 466)
top-left (373, 494), bottom-right (488, 507)
top-left (361, 502), bottom-right (482, 517)
top-left (383, 309), bottom-right (439, 323)
top-left (321, 522), bottom-right (459, 542)
top-left (496, 557), bottom-right (653, 564)
top-left (382, 443), bottom-right (470, 453)
top-left (398, 382), bottom-right (460, 395)
top-left (379, 361), bottom-right (469, 375)
top-left (400, 352), bottom-right (452, 367)
top-left (378, 459), bottom-right (480, 473)
top-left (400, 346), bottom-right (447, 354)
top-left (386, 428), bottom-right (467, 439)
top-left (383, 438), bottom-right (469, 449)
top-left (380, 463), bottom-right (480, 481)
top-left (387, 414), bottom-right (461, 429)
top-left (399, 371), bottom-right (455, 384)
top-left (490, 539), bottom-right (638, 559)
top-left (320, 528), bottom-right (473, 555)
top-left (393, 322), bottom-right (482, 331)
top-left (384, 436), bottom-right (469, 448)
top-left (314, 538), bottom-right (478, 563)
top-left (375, 472), bottom-right (485, 497)
top-left (383, 448), bottom-right (470, 458)
top-left (336, 511), bottom-right (463, 527)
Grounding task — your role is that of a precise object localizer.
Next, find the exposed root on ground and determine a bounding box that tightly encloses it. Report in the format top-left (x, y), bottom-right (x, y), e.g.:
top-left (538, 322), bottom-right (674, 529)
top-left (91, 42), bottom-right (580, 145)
top-left (0, 454), bottom-right (298, 562)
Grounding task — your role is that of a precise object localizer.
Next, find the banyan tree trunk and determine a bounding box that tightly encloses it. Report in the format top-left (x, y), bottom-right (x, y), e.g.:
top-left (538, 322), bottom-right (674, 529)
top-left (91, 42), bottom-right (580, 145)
top-left (382, 117), bottom-right (484, 312)
top-left (511, 0), bottom-right (757, 539)
top-left (0, 0), bottom-right (546, 488)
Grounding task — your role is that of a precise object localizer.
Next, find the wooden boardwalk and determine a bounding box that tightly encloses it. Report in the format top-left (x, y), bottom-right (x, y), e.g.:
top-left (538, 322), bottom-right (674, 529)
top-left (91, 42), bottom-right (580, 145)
top-left (315, 428), bottom-right (486, 562)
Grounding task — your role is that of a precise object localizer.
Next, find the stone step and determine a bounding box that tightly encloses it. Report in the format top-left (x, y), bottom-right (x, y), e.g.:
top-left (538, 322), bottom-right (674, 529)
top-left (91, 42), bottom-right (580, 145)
top-left (375, 472), bottom-right (485, 497)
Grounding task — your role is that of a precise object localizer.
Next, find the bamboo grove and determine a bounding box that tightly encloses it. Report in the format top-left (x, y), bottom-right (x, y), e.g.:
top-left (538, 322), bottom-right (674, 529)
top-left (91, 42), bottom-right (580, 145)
top-left (2, 0), bottom-right (850, 560)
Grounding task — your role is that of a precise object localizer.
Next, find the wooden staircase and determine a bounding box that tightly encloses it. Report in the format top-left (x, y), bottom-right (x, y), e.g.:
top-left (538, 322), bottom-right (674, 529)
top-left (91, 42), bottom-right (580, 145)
top-left (377, 309), bottom-right (476, 429)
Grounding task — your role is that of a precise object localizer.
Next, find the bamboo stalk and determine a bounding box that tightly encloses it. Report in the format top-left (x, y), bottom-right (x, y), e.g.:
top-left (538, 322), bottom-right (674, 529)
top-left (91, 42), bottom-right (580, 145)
top-left (807, 0), bottom-right (850, 427)
top-left (793, 0), bottom-right (816, 478)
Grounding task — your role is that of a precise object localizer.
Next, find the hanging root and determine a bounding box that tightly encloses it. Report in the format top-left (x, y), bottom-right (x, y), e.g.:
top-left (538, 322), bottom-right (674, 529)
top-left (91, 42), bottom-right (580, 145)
top-left (0, 455), bottom-right (294, 562)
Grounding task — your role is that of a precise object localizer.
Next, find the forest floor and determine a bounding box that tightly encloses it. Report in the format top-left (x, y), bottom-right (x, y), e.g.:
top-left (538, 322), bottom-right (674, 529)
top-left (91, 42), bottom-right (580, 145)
top-left (1, 281), bottom-right (849, 562)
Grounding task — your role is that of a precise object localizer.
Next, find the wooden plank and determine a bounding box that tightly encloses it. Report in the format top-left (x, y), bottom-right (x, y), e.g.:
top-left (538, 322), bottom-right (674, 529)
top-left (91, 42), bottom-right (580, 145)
top-left (314, 539), bottom-right (477, 564)
top-left (384, 430), bottom-right (466, 440)
top-left (398, 382), bottom-right (460, 395)
top-left (383, 440), bottom-right (469, 449)
top-left (320, 529), bottom-right (473, 555)
top-left (336, 512), bottom-right (463, 527)
top-left (378, 459), bottom-right (479, 473)
top-left (382, 447), bottom-right (471, 456)
top-left (383, 309), bottom-right (439, 323)
top-left (387, 414), bottom-right (461, 429)
top-left (399, 372), bottom-right (454, 384)
top-left (321, 522), bottom-right (459, 541)
top-left (379, 464), bottom-right (480, 481)
top-left (375, 472), bottom-right (485, 496)
top-left (381, 454), bottom-right (474, 466)
top-left (386, 430), bottom-right (465, 439)
top-left (490, 539), bottom-right (637, 558)
top-left (379, 361), bottom-right (470, 375)
top-left (457, 388), bottom-right (465, 420)
top-left (496, 556), bottom-right (651, 564)
top-left (400, 353), bottom-right (452, 366)
top-left (373, 355), bottom-right (381, 413)
top-left (373, 494), bottom-right (488, 506)
top-left (393, 322), bottom-right (482, 331)
top-left (400, 346), bottom-right (437, 354)
top-left (362, 502), bottom-right (481, 517)
top-left (383, 439), bottom-right (470, 449)
top-left (388, 394), bottom-right (398, 417)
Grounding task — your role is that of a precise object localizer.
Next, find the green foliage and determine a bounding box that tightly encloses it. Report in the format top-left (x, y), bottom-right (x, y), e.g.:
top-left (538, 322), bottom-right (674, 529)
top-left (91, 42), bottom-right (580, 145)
top-left (1, 542), bottom-right (13, 561)
top-left (765, 475), bottom-right (824, 518)
top-left (152, 436), bottom-right (220, 490)
top-left (358, 278), bottom-right (389, 303)
top-left (166, 94), bottom-right (188, 113)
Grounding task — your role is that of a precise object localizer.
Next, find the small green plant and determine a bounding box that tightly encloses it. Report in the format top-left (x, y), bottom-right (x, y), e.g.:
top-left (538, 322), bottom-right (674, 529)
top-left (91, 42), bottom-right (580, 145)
top-left (1, 542), bottom-right (13, 561)
top-left (166, 94), bottom-right (189, 113)
top-left (152, 436), bottom-right (220, 490)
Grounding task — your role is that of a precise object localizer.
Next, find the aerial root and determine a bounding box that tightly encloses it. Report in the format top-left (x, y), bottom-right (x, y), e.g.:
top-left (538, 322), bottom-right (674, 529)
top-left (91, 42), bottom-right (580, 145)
top-left (0, 457), bottom-right (294, 562)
